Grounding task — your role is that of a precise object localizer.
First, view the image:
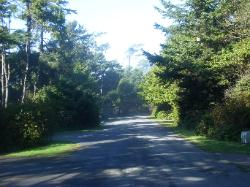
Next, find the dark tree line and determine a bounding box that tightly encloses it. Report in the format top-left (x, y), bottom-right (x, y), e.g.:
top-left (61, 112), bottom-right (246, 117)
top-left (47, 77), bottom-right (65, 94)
top-left (141, 0), bottom-right (250, 141)
top-left (0, 0), bottom-right (147, 152)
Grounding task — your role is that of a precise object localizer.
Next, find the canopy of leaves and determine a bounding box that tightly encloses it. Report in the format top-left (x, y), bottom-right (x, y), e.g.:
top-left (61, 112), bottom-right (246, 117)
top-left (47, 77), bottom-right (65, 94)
top-left (142, 0), bottom-right (250, 134)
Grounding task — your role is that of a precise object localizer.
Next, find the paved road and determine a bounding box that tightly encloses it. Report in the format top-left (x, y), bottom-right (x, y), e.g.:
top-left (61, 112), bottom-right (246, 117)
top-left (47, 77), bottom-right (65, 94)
top-left (1, 116), bottom-right (250, 187)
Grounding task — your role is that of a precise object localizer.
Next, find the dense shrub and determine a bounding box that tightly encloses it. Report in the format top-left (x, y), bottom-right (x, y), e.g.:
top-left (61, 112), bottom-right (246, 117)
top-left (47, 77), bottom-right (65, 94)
top-left (117, 78), bottom-right (139, 115)
top-left (0, 103), bottom-right (55, 152)
top-left (179, 110), bottom-right (205, 130)
top-left (73, 94), bottom-right (100, 129)
top-left (16, 103), bottom-right (55, 146)
top-left (196, 72), bottom-right (250, 141)
top-left (0, 84), bottom-right (101, 152)
top-left (32, 85), bottom-right (62, 130)
top-left (0, 87), bottom-right (59, 152)
top-left (0, 106), bottom-right (22, 152)
top-left (212, 102), bottom-right (249, 141)
top-left (195, 112), bottom-right (215, 136)
top-left (102, 90), bottom-right (120, 118)
top-left (152, 103), bottom-right (179, 126)
top-left (153, 103), bottom-right (172, 119)
top-left (33, 85), bottom-right (100, 130)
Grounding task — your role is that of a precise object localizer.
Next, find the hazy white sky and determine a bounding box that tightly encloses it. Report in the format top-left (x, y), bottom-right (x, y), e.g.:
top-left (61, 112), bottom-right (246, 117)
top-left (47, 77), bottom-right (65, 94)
top-left (67, 0), bottom-right (170, 67)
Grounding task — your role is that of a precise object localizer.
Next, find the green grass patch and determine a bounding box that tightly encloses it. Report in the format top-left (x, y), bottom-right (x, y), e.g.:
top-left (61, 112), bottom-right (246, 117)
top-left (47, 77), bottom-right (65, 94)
top-left (3, 142), bottom-right (80, 158)
top-left (80, 125), bottom-right (103, 132)
top-left (2, 125), bottom-right (103, 158)
top-left (158, 120), bottom-right (250, 155)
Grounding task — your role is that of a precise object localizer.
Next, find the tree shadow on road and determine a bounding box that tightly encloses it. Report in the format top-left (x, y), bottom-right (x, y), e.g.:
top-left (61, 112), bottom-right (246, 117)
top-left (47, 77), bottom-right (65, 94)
top-left (1, 116), bottom-right (250, 187)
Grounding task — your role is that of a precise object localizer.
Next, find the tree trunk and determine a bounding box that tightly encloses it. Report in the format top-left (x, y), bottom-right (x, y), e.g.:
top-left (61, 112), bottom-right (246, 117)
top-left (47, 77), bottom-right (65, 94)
top-left (40, 26), bottom-right (44, 53)
top-left (1, 53), bottom-right (4, 107)
top-left (22, 0), bottom-right (32, 103)
top-left (4, 61), bottom-right (10, 108)
top-left (33, 79), bottom-right (37, 96)
top-left (32, 25), bottom-right (45, 96)
top-left (22, 53), bottom-right (29, 103)
top-left (1, 53), bottom-right (9, 108)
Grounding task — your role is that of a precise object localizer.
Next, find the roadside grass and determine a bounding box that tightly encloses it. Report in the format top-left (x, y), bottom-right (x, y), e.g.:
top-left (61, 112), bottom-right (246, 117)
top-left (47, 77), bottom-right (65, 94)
top-left (157, 120), bottom-right (250, 155)
top-left (2, 125), bottom-right (104, 158)
top-left (3, 142), bottom-right (80, 158)
top-left (80, 125), bottom-right (104, 132)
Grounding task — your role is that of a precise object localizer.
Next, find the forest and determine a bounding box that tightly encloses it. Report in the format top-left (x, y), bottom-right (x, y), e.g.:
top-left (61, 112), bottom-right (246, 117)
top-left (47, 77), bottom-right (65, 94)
top-left (0, 0), bottom-right (147, 152)
top-left (141, 0), bottom-right (250, 141)
top-left (0, 0), bottom-right (249, 153)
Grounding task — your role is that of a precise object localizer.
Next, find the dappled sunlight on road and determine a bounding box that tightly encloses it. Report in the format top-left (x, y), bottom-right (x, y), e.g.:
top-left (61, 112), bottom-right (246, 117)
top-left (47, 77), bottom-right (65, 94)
top-left (136, 134), bottom-right (184, 141)
top-left (1, 116), bottom-right (250, 187)
top-left (181, 176), bottom-right (204, 182)
top-left (101, 167), bottom-right (143, 177)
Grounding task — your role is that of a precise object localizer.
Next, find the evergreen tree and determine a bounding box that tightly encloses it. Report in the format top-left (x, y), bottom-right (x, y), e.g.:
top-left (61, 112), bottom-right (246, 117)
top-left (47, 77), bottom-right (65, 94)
top-left (143, 0), bottom-right (250, 131)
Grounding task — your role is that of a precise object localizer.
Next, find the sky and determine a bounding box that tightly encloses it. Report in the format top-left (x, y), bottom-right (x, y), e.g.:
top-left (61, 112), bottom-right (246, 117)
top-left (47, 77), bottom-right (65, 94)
top-left (67, 0), bottom-right (170, 67)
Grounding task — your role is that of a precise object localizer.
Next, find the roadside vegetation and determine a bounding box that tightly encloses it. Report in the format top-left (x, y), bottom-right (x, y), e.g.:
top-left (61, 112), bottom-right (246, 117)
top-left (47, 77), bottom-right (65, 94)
top-left (141, 0), bottom-right (250, 143)
top-left (0, 0), bottom-right (147, 154)
top-left (1, 0), bottom-right (249, 156)
top-left (158, 120), bottom-right (250, 155)
top-left (4, 142), bottom-right (79, 158)
top-left (2, 126), bottom-right (104, 158)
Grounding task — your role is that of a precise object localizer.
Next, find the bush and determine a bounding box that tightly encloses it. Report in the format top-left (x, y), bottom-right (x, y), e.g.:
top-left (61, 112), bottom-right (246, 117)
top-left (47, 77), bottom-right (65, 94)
top-left (196, 72), bottom-right (250, 141)
top-left (0, 84), bottom-right (101, 152)
top-left (0, 86), bottom-right (59, 152)
top-left (0, 103), bottom-right (55, 152)
top-left (102, 90), bottom-right (120, 118)
top-left (32, 85), bottom-right (61, 130)
top-left (0, 106), bottom-right (22, 152)
top-left (214, 73), bottom-right (250, 141)
top-left (211, 99), bottom-right (250, 141)
top-left (195, 113), bottom-right (214, 136)
top-left (180, 110), bottom-right (205, 130)
top-left (152, 103), bottom-right (179, 125)
top-left (73, 94), bottom-right (100, 129)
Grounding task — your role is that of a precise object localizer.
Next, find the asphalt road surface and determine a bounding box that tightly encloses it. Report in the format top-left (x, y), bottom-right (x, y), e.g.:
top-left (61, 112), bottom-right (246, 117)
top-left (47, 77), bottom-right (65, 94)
top-left (1, 116), bottom-right (250, 187)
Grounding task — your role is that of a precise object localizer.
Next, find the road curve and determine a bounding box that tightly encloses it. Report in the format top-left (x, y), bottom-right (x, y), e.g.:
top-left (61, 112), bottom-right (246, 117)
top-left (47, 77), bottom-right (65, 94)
top-left (0, 116), bottom-right (250, 187)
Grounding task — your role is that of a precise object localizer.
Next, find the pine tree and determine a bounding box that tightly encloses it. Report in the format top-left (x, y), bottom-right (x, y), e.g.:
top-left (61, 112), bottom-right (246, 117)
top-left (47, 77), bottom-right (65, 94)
top-left (0, 0), bottom-right (16, 107)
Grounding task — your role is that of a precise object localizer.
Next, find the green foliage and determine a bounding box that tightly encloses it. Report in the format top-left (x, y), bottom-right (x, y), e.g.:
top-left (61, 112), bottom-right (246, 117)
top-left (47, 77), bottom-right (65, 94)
top-left (195, 113), bottom-right (214, 136)
top-left (16, 103), bottom-right (53, 146)
top-left (102, 90), bottom-right (120, 117)
top-left (159, 119), bottom-right (250, 155)
top-left (165, 123), bottom-right (250, 155)
top-left (226, 71), bottom-right (250, 102)
top-left (73, 93), bottom-right (100, 129)
top-left (101, 61), bottom-right (123, 95)
top-left (196, 72), bottom-right (250, 141)
top-left (0, 1), bottom-right (110, 151)
top-left (141, 66), bottom-right (179, 123)
top-left (212, 73), bottom-right (250, 140)
top-left (32, 85), bottom-right (62, 128)
top-left (142, 0), bottom-right (250, 141)
top-left (0, 102), bottom-right (55, 152)
top-left (5, 142), bottom-right (79, 158)
top-left (117, 78), bottom-right (136, 115)
top-left (211, 38), bottom-right (250, 87)
top-left (101, 67), bottom-right (148, 118)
